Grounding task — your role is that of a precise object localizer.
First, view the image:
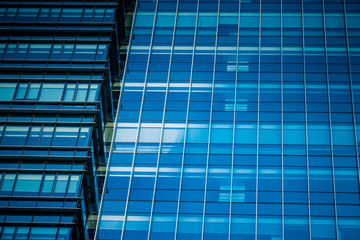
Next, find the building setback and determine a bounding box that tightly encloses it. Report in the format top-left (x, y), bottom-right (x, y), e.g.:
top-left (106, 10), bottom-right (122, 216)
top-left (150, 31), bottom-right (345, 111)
top-left (96, 0), bottom-right (360, 239)
top-left (0, 0), bottom-right (133, 239)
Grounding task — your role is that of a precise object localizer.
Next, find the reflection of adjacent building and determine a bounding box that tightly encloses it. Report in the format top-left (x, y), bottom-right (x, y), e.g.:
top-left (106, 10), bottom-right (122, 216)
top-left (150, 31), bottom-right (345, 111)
top-left (97, 0), bottom-right (360, 239)
top-left (0, 0), bottom-right (133, 239)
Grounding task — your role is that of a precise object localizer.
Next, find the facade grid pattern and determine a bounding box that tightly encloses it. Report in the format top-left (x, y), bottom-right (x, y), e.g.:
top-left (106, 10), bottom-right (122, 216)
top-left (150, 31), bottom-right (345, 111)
top-left (97, 0), bottom-right (360, 239)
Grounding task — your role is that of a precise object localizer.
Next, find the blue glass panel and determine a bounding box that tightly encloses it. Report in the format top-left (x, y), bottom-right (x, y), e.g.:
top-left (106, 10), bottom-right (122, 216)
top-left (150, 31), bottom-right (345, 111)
top-left (28, 227), bottom-right (57, 240)
top-left (38, 84), bottom-right (64, 101)
top-left (13, 174), bottom-right (42, 196)
top-left (0, 83), bottom-right (16, 100)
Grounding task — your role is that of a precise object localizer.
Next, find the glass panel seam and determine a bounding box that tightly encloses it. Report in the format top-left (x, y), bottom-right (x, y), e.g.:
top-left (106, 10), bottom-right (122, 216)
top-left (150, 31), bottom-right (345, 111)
top-left (174, 0), bottom-right (201, 239)
top-left (147, 1), bottom-right (180, 239)
top-left (321, 0), bottom-right (339, 237)
top-left (201, 0), bottom-right (221, 239)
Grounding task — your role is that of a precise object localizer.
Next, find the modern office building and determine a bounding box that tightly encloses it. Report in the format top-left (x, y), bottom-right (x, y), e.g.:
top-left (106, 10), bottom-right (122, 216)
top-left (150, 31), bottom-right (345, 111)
top-left (96, 0), bottom-right (360, 239)
top-left (0, 0), bottom-right (133, 239)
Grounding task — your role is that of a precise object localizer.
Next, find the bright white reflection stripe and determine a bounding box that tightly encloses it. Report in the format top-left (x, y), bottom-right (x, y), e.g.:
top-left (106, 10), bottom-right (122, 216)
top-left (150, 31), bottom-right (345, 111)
top-left (169, 83), bottom-right (190, 87)
top-left (140, 123), bottom-right (162, 127)
top-left (130, 46), bottom-right (357, 52)
top-left (159, 167), bottom-right (181, 173)
top-left (134, 167), bottom-right (156, 172)
top-left (184, 168), bottom-right (206, 173)
top-left (173, 46), bottom-right (193, 51)
top-left (217, 47), bottom-right (237, 51)
top-left (195, 46), bottom-right (216, 51)
top-left (233, 169), bottom-right (255, 174)
top-left (127, 216), bottom-right (150, 221)
top-left (110, 167), bottom-right (131, 172)
top-left (208, 168), bottom-right (230, 173)
top-left (192, 83), bottom-right (212, 88)
top-left (124, 83), bottom-right (145, 87)
top-left (152, 46), bottom-right (172, 50)
top-left (130, 46), bottom-right (150, 50)
top-left (117, 123), bottom-right (138, 127)
top-left (101, 215), bottom-right (124, 221)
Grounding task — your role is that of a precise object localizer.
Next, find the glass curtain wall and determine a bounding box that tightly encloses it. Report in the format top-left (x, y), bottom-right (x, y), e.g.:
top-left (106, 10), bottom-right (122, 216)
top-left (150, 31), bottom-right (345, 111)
top-left (96, 0), bottom-right (360, 239)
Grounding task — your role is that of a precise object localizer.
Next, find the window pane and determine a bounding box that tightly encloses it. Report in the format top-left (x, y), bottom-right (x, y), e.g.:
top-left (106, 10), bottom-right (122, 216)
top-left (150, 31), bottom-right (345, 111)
top-left (87, 84), bottom-right (100, 101)
top-left (27, 44), bottom-right (51, 59)
top-left (0, 83), bottom-right (16, 100)
top-left (38, 84), bottom-right (64, 101)
top-left (104, 8), bottom-right (115, 22)
top-left (1, 126), bottom-right (29, 145)
top-left (14, 174), bottom-right (42, 194)
top-left (40, 175), bottom-right (55, 196)
top-left (73, 44), bottom-right (96, 60)
top-left (54, 175), bottom-right (69, 196)
top-left (3, 43), bottom-right (17, 59)
top-left (66, 175), bottom-right (81, 197)
top-left (28, 227), bottom-right (57, 240)
top-left (63, 83), bottom-right (76, 101)
top-left (14, 83), bottom-right (28, 100)
top-left (38, 126), bottom-right (54, 146)
top-left (16, 8), bottom-right (39, 21)
top-left (60, 8), bottom-right (83, 22)
top-left (96, 44), bottom-right (108, 60)
top-left (0, 174), bottom-right (16, 192)
top-left (26, 126), bottom-right (41, 146)
top-left (75, 84), bottom-right (88, 101)
top-left (77, 127), bottom-right (91, 146)
top-left (52, 127), bottom-right (79, 146)
top-left (27, 83), bottom-right (41, 100)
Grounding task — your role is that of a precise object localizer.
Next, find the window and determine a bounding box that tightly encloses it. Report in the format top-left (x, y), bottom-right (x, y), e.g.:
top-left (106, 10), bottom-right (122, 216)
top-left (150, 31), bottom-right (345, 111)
top-left (77, 127), bottom-right (91, 146)
top-left (73, 45), bottom-right (96, 60)
top-left (60, 8), bottom-right (83, 22)
top-left (14, 83), bottom-right (28, 100)
top-left (14, 174), bottom-right (42, 195)
top-left (75, 84), bottom-right (89, 101)
top-left (53, 175), bottom-right (69, 196)
top-left (29, 227), bottom-right (57, 240)
top-left (16, 8), bottom-right (38, 21)
top-left (1, 126), bottom-right (29, 145)
top-left (52, 127), bottom-right (79, 146)
top-left (0, 83), bottom-right (16, 100)
top-left (66, 175), bottom-right (81, 197)
top-left (38, 83), bottom-right (64, 101)
top-left (26, 44), bottom-right (51, 59)
top-left (40, 175), bottom-right (55, 196)
top-left (0, 174), bottom-right (16, 193)
top-left (96, 44), bottom-right (108, 60)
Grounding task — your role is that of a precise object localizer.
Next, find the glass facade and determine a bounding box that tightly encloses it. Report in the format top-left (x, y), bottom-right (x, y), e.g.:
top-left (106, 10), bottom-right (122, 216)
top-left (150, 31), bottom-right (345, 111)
top-left (0, 0), bottom-right (133, 239)
top-left (96, 0), bottom-right (360, 239)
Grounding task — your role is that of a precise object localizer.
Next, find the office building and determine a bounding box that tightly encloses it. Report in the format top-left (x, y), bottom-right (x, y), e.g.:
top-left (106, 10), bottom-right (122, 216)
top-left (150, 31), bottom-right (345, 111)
top-left (96, 0), bottom-right (360, 239)
top-left (0, 0), bottom-right (133, 239)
